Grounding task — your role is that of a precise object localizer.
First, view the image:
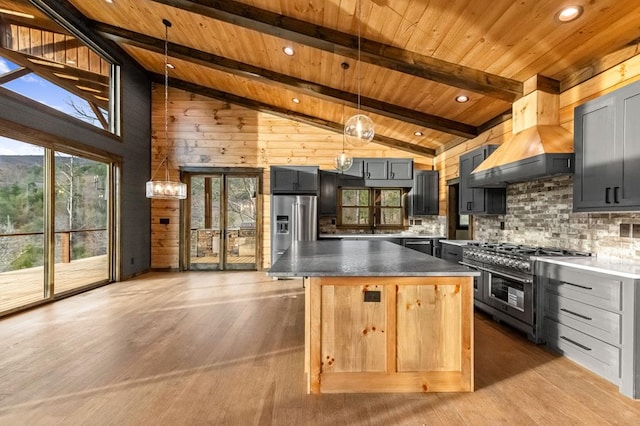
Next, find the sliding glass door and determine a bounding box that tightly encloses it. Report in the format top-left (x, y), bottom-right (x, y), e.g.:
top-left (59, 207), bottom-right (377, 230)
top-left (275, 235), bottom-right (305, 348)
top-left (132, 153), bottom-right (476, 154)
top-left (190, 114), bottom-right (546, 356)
top-left (189, 172), bottom-right (258, 271)
top-left (0, 136), bottom-right (112, 314)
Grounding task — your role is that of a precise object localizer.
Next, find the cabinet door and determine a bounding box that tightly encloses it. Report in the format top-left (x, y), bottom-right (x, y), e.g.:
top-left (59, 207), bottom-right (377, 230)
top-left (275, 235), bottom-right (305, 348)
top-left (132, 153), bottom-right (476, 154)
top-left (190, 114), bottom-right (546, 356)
top-left (296, 169), bottom-right (319, 192)
top-left (410, 170), bottom-right (439, 215)
top-left (573, 95), bottom-right (617, 210)
top-left (459, 148), bottom-right (487, 214)
top-left (389, 159), bottom-right (413, 180)
top-left (364, 159), bottom-right (388, 179)
top-left (618, 89), bottom-right (640, 207)
top-left (319, 170), bottom-right (338, 216)
top-left (341, 158), bottom-right (364, 178)
top-left (270, 167), bottom-right (297, 193)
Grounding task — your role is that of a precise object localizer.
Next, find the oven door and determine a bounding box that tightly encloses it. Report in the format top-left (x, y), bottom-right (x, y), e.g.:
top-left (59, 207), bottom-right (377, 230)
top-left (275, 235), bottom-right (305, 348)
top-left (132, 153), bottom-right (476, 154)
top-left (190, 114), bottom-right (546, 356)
top-left (486, 269), bottom-right (534, 325)
top-left (459, 260), bottom-right (484, 302)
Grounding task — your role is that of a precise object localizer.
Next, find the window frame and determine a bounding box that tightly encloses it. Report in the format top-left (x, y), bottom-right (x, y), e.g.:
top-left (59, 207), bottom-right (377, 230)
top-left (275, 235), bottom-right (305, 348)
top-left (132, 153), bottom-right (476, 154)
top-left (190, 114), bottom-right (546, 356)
top-left (337, 187), bottom-right (408, 231)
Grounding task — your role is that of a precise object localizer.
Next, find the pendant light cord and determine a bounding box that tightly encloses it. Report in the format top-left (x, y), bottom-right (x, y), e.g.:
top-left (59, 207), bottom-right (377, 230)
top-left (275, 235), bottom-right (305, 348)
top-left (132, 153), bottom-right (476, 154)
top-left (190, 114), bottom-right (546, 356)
top-left (163, 19), bottom-right (171, 182)
top-left (356, 0), bottom-right (361, 115)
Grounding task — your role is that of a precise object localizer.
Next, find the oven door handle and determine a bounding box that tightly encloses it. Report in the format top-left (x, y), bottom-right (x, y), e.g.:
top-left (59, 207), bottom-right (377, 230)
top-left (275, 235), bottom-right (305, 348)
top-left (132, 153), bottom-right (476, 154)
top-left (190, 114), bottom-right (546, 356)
top-left (460, 262), bottom-right (533, 284)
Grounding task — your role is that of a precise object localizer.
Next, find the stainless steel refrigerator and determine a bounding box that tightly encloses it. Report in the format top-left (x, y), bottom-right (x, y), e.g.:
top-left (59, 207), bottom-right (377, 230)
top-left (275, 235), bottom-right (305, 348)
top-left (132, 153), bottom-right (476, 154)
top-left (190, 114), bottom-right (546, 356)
top-left (271, 195), bottom-right (317, 264)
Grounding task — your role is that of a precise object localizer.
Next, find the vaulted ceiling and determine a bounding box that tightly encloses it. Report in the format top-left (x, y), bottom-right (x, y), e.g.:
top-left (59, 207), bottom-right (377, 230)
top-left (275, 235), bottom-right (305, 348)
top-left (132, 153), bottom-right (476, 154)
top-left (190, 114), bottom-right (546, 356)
top-left (2, 0), bottom-right (640, 157)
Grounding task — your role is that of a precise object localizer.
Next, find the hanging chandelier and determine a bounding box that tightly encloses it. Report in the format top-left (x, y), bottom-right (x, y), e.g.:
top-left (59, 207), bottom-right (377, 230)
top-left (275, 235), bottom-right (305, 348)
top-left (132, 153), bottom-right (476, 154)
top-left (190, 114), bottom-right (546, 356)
top-left (344, 0), bottom-right (374, 146)
top-left (146, 18), bottom-right (187, 200)
top-left (334, 62), bottom-right (353, 172)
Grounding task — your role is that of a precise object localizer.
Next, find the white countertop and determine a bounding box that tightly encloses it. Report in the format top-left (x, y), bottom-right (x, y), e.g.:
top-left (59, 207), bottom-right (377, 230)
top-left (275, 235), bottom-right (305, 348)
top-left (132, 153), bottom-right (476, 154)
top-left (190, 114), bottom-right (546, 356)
top-left (537, 257), bottom-right (640, 279)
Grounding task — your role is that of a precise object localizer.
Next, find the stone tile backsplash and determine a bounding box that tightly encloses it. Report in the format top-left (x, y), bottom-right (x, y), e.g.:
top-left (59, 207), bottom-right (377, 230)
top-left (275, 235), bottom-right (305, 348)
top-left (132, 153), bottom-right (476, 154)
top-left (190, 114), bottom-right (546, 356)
top-left (474, 175), bottom-right (640, 260)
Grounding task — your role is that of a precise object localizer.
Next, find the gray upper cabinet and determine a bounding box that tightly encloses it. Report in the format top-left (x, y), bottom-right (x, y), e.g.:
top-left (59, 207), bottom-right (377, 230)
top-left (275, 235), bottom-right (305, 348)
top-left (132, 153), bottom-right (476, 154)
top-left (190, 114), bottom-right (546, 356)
top-left (388, 159), bottom-right (414, 180)
top-left (410, 170), bottom-right (439, 216)
top-left (574, 79), bottom-right (640, 211)
top-left (459, 145), bottom-right (506, 215)
top-left (362, 158), bottom-right (413, 181)
top-left (341, 158), bottom-right (365, 179)
top-left (364, 158), bottom-right (388, 179)
top-left (270, 166), bottom-right (319, 194)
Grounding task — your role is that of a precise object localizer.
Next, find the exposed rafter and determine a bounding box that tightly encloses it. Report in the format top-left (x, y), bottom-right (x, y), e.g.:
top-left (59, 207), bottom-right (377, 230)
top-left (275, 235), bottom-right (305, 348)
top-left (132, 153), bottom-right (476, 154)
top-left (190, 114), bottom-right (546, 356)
top-left (94, 21), bottom-right (478, 139)
top-left (151, 73), bottom-right (436, 158)
top-left (0, 67), bottom-right (31, 84)
top-left (149, 0), bottom-right (523, 102)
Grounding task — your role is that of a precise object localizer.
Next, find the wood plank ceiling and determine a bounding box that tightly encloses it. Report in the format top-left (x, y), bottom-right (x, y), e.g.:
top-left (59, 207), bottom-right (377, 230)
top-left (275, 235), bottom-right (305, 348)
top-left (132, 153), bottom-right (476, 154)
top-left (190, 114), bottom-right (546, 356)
top-left (4, 0), bottom-right (640, 157)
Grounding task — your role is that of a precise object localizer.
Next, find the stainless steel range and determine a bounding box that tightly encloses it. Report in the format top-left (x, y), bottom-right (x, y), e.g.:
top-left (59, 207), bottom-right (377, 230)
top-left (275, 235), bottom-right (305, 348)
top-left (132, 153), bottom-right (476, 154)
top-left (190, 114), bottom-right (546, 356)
top-left (461, 242), bottom-right (590, 343)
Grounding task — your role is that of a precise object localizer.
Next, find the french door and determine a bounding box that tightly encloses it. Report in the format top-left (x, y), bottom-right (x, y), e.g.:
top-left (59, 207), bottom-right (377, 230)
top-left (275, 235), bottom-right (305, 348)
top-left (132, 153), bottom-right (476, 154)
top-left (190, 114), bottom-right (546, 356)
top-left (187, 172), bottom-right (259, 271)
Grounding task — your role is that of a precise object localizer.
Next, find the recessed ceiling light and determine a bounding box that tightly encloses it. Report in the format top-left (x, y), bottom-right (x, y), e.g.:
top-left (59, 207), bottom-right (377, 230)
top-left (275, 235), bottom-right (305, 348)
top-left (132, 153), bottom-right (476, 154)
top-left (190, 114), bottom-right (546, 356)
top-left (292, 98), bottom-right (300, 104)
top-left (556, 5), bottom-right (583, 22)
top-left (456, 95), bottom-right (469, 103)
top-left (53, 72), bottom-right (79, 81)
top-left (166, 63), bottom-right (175, 69)
top-left (28, 58), bottom-right (65, 68)
top-left (0, 8), bottom-right (35, 19)
top-left (104, 0), bottom-right (114, 4)
top-left (283, 46), bottom-right (295, 56)
top-left (76, 85), bottom-right (102, 93)
top-left (414, 131), bottom-right (423, 136)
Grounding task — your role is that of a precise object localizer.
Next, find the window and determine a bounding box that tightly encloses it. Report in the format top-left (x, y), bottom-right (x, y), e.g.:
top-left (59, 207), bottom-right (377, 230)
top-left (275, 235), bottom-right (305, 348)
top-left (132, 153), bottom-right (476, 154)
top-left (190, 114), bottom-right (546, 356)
top-left (0, 0), bottom-right (119, 134)
top-left (338, 187), bottom-right (406, 230)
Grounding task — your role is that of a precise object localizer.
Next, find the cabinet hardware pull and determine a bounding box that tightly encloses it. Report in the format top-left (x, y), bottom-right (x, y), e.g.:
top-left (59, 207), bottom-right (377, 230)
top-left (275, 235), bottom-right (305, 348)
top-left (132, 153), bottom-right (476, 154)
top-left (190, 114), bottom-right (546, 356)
top-left (467, 202), bottom-right (472, 210)
top-left (614, 186), bottom-right (620, 204)
top-left (560, 308), bottom-right (592, 321)
top-left (559, 281), bottom-right (593, 291)
top-left (390, 172), bottom-right (394, 178)
top-left (605, 187), bottom-right (611, 204)
top-left (560, 335), bottom-right (592, 351)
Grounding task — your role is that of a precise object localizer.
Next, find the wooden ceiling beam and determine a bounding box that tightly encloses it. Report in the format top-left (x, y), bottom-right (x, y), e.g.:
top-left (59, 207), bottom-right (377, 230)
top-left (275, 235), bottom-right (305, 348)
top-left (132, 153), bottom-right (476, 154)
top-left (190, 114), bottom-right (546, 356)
top-left (94, 22), bottom-right (477, 139)
top-left (149, 0), bottom-right (522, 102)
top-left (151, 73), bottom-right (436, 158)
top-left (0, 67), bottom-right (31, 84)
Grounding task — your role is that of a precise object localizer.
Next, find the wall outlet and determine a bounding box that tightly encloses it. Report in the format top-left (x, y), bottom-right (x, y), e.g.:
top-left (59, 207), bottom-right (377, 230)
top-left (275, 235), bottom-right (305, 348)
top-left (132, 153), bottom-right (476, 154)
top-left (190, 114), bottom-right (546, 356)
top-left (500, 221), bottom-right (505, 230)
top-left (620, 223), bottom-right (631, 237)
top-left (160, 218), bottom-right (170, 224)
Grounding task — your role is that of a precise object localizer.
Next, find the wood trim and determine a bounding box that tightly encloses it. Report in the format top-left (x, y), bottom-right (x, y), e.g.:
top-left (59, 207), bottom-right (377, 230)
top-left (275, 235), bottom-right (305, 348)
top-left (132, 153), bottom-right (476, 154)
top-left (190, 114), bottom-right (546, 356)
top-left (154, 74), bottom-right (436, 158)
top-left (385, 284), bottom-right (397, 374)
top-left (149, 0), bottom-right (522, 102)
top-left (95, 22), bottom-right (477, 139)
top-left (308, 277), bottom-right (322, 394)
top-left (320, 371), bottom-right (470, 393)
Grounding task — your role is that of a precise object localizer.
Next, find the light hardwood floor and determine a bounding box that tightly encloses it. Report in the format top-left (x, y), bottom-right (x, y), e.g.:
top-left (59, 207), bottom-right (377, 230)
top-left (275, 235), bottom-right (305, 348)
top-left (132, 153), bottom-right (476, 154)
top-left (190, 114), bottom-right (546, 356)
top-left (0, 271), bottom-right (639, 425)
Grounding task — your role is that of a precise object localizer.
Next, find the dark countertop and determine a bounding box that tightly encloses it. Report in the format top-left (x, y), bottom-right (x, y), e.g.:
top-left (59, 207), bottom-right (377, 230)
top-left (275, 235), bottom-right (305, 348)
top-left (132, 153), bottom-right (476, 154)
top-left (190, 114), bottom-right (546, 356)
top-left (536, 256), bottom-right (640, 279)
top-left (267, 240), bottom-right (480, 277)
top-left (319, 234), bottom-right (445, 239)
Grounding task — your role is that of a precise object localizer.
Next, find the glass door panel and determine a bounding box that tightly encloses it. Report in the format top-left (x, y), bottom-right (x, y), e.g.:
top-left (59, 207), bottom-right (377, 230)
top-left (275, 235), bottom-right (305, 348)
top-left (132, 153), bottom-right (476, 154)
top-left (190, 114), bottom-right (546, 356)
top-left (224, 176), bottom-right (257, 270)
top-left (54, 153), bottom-right (109, 294)
top-left (0, 138), bottom-right (45, 311)
top-left (189, 175), bottom-right (222, 270)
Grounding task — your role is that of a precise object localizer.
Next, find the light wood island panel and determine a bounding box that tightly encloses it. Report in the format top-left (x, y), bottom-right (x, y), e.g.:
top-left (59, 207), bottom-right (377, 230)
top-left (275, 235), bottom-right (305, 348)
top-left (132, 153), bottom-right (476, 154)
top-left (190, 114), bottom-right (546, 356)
top-left (305, 275), bottom-right (473, 394)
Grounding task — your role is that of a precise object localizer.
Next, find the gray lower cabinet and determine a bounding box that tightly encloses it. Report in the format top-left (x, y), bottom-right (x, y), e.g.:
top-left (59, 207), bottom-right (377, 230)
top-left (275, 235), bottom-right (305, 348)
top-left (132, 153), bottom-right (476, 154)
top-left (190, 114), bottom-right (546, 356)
top-left (574, 79), bottom-right (640, 211)
top-left (537, 261), bottom-right (640, 398)
top-left (440, 242), bottom-right (463, 264)
top-left (410, 170), bottom-right (439, 216)
top-left (459, 145), bottom-right (506, 215)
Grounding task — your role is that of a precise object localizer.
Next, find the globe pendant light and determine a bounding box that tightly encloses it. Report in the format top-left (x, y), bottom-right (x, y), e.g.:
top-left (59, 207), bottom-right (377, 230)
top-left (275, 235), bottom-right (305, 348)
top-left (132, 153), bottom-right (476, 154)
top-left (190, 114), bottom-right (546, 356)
top-left (146, 19), bottom-right (187, 200)
top-left (344, 0), bottom-right (374, 146)
top-left (334, 62), bottom-right (353, 172)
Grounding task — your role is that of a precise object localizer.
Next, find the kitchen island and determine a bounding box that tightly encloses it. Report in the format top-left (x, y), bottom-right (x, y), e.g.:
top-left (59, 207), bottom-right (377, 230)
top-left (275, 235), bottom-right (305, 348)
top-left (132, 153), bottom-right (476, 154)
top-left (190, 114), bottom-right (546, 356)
top-left (268, 240), bottom-right (479, 394)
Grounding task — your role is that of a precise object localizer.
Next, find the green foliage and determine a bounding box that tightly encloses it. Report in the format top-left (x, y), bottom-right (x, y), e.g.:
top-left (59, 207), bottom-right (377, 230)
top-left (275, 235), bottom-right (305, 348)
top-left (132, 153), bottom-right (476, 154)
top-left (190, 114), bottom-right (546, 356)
top-left (10, 245), bottom-right (44, 270)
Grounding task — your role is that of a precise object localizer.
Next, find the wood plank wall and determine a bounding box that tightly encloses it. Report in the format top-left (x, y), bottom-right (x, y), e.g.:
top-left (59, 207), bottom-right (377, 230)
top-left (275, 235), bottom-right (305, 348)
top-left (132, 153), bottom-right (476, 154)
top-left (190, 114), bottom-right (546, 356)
top-left (434, 53), bottom-right (640, 211)
top-left (5, 24), bottom-right (110, 75)
top-left (150, 88), bottom-right (434, 269)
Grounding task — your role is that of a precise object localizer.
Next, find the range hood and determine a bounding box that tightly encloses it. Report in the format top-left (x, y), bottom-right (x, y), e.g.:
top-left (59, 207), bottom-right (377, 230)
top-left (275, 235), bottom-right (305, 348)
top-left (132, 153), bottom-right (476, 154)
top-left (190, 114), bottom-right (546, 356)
top-left (468, 79), bottom-right (574, 188)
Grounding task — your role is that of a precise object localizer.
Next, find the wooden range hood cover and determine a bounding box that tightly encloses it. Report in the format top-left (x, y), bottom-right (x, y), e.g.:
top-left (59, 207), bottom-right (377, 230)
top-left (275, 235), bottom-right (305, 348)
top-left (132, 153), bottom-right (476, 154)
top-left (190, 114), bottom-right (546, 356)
top-left (468, 79), bottom-right (574, 188)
